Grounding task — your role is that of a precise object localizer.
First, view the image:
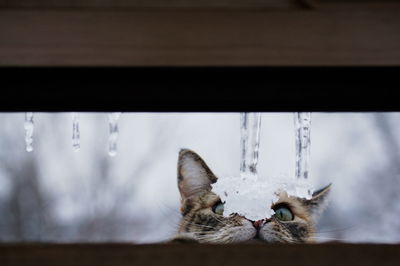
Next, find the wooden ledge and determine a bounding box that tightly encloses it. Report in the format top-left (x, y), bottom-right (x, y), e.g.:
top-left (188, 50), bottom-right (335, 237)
top-left (0, 243), bottom-right (399, 266)
top-left (0, 2), bottom-right (400, 66)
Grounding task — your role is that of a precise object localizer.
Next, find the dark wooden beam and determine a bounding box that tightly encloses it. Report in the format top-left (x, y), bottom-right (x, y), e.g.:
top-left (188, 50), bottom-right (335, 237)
top-left (0, 2), bottom-right (399, 66)
top-left (0, 0), bottom-right (304, 9)
top-left (0, 243), bottom-right (399, 266)
top-left (1, 66), bottom-right (399, 112)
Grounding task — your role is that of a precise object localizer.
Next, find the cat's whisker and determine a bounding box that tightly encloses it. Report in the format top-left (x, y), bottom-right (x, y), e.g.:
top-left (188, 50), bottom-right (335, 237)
top-left (211, 217), bottom-right (229, 226)
top-left (183, 215), bottom-right (232, 229)
top-left (190, 234), bottom-right (221, 243)
top-left (180, 217), bottom-right (226, 229)
top-left (186, 223), bottom-right (217, 230)
top-left (173, 149), bottom-right (332, 244)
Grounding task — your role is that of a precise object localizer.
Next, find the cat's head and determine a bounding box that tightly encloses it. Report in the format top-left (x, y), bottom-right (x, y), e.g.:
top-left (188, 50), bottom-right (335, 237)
top-left (174, 149), bottom-right (331, 244)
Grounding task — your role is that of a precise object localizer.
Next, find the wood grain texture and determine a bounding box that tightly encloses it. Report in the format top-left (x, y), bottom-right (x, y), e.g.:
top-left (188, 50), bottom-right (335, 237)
top-left (0, 243), bottom-right (399, 266)
top-left (0, 0), bottom-right (300, 8)
top-left (0, 3), bottom-right (399, 66)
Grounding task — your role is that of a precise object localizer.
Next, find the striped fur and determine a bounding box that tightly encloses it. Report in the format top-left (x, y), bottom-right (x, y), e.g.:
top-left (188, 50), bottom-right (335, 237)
top-left (172, 149), bottom-right (330, 244)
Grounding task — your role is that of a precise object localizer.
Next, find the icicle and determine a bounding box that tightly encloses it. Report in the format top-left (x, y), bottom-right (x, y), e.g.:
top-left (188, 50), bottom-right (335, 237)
top-left (24, 112), bottom-right (34, 152)
top-left (108, 112), bottom-right (121, 157)
top-left (72, 112), bottom-right (80, 151)
top-left (240, 112), bottom-right (262, 180)
top-left (213, 112), bottom-right (278, 221)
top-left (293, 112), bottom-right (313, 199)
top-left (212, 112), bottom-right (315, 220)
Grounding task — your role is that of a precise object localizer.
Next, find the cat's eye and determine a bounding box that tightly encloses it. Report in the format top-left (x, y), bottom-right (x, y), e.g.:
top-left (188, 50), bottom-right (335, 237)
top-left (212, 201), bottom-right (225, 215)
top-left (274, 206), bottom-right (294, 221)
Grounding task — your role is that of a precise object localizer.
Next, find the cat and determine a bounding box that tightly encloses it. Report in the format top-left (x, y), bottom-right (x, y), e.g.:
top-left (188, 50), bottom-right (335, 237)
top-left (171, 149), bottom-right (331, 244)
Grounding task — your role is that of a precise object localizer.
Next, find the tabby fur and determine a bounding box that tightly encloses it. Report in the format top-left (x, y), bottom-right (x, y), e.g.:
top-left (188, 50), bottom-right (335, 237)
top-left (172, 149), bottom-right (330, 244)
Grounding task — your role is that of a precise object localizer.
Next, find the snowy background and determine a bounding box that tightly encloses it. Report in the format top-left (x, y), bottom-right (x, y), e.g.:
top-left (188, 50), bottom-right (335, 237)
top-left (0, 112), bottom-right (399, 243)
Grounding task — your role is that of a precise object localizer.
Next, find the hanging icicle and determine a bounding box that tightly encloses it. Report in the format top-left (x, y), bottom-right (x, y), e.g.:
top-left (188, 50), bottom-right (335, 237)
top-left (24, 112), bottom-right (34, 152)
top-left (212, 112), bottom-right (281, 221)
top-left (72, 112), bottom-right (80, 151)
top-left (240, 112), bottom-right (262, 179)
top-left (293, 112), bottom-right (313, 199)
top-left (212, 112), bottom-right (316, 220)
top-left (108, 112), bottom-right (121, 157)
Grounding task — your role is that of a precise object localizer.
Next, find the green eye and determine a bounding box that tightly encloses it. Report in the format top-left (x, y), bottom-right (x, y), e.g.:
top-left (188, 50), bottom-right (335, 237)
top-left (274, 206), bottom-right (294, 221)
top-left (212, 202), bottom-right (225, 215)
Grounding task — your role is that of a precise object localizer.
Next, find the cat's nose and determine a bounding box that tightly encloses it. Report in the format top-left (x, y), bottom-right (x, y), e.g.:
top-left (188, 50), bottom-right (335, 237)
top-left (253, 219), bottom-right (264, 229)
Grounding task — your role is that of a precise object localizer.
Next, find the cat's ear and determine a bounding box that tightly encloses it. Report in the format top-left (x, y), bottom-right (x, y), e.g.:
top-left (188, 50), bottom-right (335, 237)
top-left (177, 149), bottom-right (217, 200)
top-left (304, 183), bottom-right (332, 222)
